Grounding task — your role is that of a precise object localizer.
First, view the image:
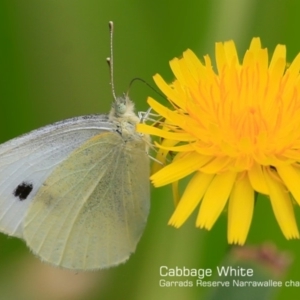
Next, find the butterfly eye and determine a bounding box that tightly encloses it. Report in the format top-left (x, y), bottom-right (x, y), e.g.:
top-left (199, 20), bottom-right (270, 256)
top-left (13, 182), bottom-right (33, 201)
top-left (115, 97), bottom-right (127, 115)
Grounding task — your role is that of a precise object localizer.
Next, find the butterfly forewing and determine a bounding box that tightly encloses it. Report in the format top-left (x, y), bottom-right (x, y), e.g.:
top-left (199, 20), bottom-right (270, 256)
top-left (23, 131), bottom-right (150, 270)
top-left (0, 115), bottom-right (114, 238)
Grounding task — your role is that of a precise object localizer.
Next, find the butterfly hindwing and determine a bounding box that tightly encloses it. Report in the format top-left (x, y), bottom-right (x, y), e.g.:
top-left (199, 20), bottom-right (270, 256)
top-left (23, 131), bottom-right (150, 270)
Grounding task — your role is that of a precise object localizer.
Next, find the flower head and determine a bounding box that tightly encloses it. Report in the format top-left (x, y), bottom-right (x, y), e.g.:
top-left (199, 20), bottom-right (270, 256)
top-left (137, 38), bottom-right (300, 244)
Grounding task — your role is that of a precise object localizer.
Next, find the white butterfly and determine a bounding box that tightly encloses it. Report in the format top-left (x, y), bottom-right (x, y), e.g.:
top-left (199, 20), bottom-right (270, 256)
top-left (0, 22), bottom-right (150, 271)
top-left (0, 95), bottom-right (150, 270)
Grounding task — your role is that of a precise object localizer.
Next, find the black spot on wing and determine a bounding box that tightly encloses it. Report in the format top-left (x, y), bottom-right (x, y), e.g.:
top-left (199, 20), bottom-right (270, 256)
top-left (13, 182), bottom-right (33, 201)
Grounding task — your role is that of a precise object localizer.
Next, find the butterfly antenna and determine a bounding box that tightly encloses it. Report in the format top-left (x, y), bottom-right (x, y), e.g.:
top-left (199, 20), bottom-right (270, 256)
top-left (106, 21), bottom-right (117, 102)
top-left (127, 77), bottom-right (165, 100)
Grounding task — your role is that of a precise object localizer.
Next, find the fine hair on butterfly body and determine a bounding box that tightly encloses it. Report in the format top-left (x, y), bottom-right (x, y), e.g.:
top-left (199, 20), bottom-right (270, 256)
top-left (0, 21), bottom-right (150, 270)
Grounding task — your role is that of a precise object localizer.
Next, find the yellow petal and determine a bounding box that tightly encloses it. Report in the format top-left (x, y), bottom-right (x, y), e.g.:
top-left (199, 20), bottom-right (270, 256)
top-left (277, 164), bottom-right (300, 206)
top-left (154, 141), bottom-right (195, 152)
top-left (136, 123), bottom-right (194, 141)
top-left (248, 163), bottom-right (269, 194)
top-left (151, 152), bottom-right (210, 187)
top-left (183, 49), bottom-right (206, 81)
top-left (227, 174), bottom-right (254, 245)
top-left (147, 97), bottom-right (196, 131)
top-left (170, 57), bottom-right (198, 93)
top-left (153, 74), bottom-right (186, 109)
top-left (196, 171), bottom-right (237, 230)
top-left (269, 44), bottom-right (286, 72)
top-left (285, 52), bottom-right (300, 92)
top-left (263, 168), bottom-right (299, 239)
top-left (215, 42), bottom-right (226, 74)
top-left (152, 139), bottom-right (178, 174)
top-left (147, 97), bottom-right (175, 120)
top-left (224, 40), bottom-right (239, 65)
top-left (169, 172), bottom-right (214, 227)
top-left (198, 156), bottom-right (233, 174)
top-left (249, 37), bottom-right (262, 52)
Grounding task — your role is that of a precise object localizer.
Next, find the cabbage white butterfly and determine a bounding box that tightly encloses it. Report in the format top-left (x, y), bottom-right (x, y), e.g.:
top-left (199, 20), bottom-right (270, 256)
top-left (0, 22), bottom-right (150, 270)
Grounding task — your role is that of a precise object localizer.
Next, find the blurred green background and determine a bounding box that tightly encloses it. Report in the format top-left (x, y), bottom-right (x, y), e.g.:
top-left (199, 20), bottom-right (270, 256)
top-left (0, 0), bottom-right (300, 299)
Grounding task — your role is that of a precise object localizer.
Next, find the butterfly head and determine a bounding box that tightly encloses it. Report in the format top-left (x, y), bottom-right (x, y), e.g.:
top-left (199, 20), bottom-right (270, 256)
top-left (109, 94), bottom-right (140, 125)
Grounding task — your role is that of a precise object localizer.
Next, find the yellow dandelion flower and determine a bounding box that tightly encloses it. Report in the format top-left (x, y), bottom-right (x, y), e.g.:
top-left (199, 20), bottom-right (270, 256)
top-left (137, 37), bottom-right (300, 245)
